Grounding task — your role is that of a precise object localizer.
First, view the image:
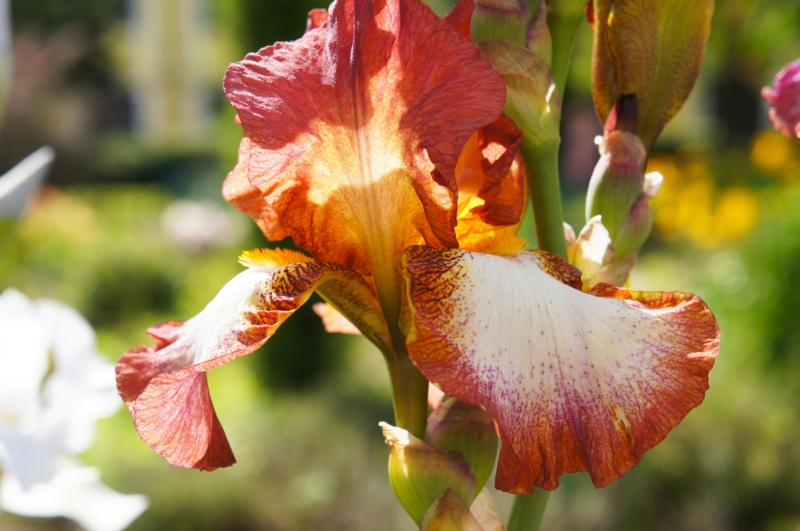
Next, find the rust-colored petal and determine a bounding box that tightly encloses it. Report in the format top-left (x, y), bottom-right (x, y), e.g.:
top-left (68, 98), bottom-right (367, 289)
top-left (444, 0), bottom-right (475, 40)
top-left (457, 116), bottom-right (526, 227)
top-left (306, 8), bottom-right (329, 32)
top-left (116, 249), bottom-right (382, 470)
top-left (402, 246), bottom-right (718, 493)
top-left (454, 117), bottom-right (526, 250)
top-left (223, 0), bottom-right (506, 279)
top-left (222, 135), bottom-right (287, 241)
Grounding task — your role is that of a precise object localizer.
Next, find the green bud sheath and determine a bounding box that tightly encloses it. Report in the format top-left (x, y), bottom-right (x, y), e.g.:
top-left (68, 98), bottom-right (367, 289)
top-left (585, 130), bottom-right (646, 244)
top-left (381, 422), bottom-right (477, 526)
top-left (591, 0), bottom-right (714, 148)
top-left (472, 0), bottom-right (532, 47)
top-left (421, 490), bottom-right (486, 531)
top-left (426, 398), bottom-right (499, 494)
top-left (478, 39), bottom-right (561, 148)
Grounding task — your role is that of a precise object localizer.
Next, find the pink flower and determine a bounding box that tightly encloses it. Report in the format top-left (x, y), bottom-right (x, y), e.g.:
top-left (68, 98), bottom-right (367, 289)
top-left (762, 59), bottom-right (800, 141)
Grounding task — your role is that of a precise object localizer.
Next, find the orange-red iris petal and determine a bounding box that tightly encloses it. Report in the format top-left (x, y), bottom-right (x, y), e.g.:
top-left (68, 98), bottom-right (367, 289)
top-left (222, 0), bottom-right (506, 277)
top-left (455, 117), bottom-right (526, 247)
top-left (444, 0), bottom-right (475, 40)
top-left (222, 135), bottom-right (287, 241)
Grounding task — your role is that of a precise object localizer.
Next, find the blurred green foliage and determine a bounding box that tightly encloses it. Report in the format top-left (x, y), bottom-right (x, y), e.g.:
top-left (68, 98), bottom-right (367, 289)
top-left (2, 0), bottom-right (800, 530)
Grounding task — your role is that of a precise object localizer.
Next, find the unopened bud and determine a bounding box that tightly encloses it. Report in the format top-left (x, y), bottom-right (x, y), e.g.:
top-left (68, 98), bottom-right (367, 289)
top-left (566, 217), bottom-right (635, 286)
top-left (381, 422), bottom-right (477, 526)
top-left (613, 171), bottom-right (662, 258)
top-left (591, 0), bottom-right (713, 147)
top-left (421, 490), bottom-right (486, 531)
top-left (585, 131), bottom-right (646, 243)
top-left (472, 0), bottom-right (533, 48)
top-left (525, 0), bottom-right (552, 65)
top-left (426, 398), bottom-right (498, 493)
top-left (478, 39), bottom-right (561, 149)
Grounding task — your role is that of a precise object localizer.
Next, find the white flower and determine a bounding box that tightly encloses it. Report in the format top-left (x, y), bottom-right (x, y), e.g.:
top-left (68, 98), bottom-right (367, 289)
top-left (0, 288), bottom-right (147, 531)
top-left (0, 146), bottom-right (55, 218)
top-left (1, 462), bottom-right (147, 531)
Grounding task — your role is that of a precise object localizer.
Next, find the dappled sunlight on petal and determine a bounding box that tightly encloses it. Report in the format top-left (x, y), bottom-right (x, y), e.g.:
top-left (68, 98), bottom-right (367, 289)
top-left (455, 116), bottom-right (526, 248)
top-left (402, 246), bottom-right (718, 493)
top-left (222, 0), bottom-right (506, 280)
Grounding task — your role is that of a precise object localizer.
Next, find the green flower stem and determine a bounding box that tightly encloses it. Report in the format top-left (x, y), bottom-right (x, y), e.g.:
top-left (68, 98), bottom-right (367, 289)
top-left (546, 0), bottom-right (586, 97)
top-left (372, 258), bottom-right (429, 440)
top-left (386, 345), bottom-right (429, 440)
top-left (508, 491), bottom-right (550, 531)
top-left (522, 138), bottom-right (567, 259)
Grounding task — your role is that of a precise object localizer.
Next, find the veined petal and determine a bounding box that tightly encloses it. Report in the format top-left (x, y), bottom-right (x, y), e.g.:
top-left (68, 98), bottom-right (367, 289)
top-left (223, 0), bottom-right (506, 278)
top-left (444, 0), bottom-right (475, 40)
top-left (402, 246), bottom-right (718, 493)
top-left (116, 250), bottom-right (382, 470)
top-left (222, 135), bottom-right (287, 241)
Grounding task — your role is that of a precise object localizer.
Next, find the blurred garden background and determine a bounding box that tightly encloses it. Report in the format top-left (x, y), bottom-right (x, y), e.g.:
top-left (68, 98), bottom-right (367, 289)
top-left (1, 0), bottom-right (799, 529)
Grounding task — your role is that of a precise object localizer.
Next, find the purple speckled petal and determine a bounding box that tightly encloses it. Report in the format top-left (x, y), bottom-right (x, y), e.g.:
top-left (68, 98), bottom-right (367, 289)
top-left (402, 246), bottom-right (719, 494)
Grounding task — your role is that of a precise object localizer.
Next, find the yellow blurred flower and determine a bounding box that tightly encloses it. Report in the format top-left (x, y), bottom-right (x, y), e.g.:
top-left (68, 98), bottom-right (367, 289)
top-left (649, 154), bottom-right (760, 247)
top-left (751, 131), bottom-right (793, 172)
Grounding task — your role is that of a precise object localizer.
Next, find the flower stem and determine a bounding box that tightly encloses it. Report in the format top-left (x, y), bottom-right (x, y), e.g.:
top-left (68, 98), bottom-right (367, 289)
top-left (522, 138), bottom-right (567, 259)
top-left (508, 491), bottom-right (550, 531)
top-left (546, 0), bottom-right (586, 97)
top-left (385, 344), bottom-right (429, 440)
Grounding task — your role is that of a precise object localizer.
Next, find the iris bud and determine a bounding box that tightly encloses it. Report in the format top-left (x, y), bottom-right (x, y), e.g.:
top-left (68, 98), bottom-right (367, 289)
top-left (381, 422), bottom-right (476, 526)
top-left (425, 398), bottom-right (499, 494)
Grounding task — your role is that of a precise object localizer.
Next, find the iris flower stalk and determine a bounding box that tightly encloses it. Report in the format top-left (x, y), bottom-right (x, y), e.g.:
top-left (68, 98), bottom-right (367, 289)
top-left (117, 0), bottom-right (719, 528)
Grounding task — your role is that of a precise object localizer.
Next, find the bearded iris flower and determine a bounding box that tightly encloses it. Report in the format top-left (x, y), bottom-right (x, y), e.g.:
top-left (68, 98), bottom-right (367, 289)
top-left (117, 0), bottom-right (718, 495)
